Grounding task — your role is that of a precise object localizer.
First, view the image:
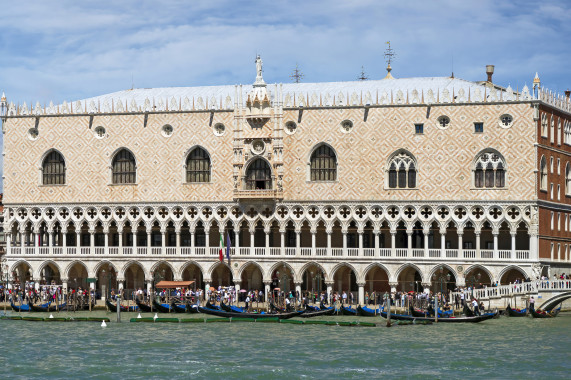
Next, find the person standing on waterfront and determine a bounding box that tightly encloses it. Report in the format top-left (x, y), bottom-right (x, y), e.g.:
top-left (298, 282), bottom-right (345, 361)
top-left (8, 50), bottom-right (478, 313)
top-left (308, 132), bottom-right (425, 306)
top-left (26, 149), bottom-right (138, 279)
top-left (529, 296), bottom-right (535, 311)
top-left (472, 298), bottom-right (480, 316)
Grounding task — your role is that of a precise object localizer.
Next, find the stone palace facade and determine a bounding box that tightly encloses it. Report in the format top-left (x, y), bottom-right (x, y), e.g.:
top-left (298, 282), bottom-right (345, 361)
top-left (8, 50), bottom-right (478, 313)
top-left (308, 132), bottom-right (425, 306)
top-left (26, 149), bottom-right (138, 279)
top-left (2, 58), bottom-right (571, 303)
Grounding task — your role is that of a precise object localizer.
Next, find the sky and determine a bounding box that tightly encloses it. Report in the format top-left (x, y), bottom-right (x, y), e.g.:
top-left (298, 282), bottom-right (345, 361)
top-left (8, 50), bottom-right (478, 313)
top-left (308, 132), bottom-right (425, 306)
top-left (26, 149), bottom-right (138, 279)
top-left (1, 0), bottom-right (570, 190)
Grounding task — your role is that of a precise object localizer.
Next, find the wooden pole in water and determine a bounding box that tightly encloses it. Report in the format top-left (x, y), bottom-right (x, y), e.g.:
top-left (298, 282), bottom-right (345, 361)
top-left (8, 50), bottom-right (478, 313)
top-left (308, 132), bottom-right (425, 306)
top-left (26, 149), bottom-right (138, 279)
top-left (116, 294), bottom-right (121, 322)
top-left (385, 295), bottom-right (391, 327)
top-left (434, 295), bottom-right (438, 323)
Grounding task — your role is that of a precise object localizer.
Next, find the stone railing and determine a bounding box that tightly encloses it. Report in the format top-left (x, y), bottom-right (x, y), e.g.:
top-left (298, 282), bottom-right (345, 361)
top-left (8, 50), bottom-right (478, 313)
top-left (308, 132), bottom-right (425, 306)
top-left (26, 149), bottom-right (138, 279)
top-left (7, 246), bottom-right (532, 262)
top-left (452, 280), bottom-right (571, 301)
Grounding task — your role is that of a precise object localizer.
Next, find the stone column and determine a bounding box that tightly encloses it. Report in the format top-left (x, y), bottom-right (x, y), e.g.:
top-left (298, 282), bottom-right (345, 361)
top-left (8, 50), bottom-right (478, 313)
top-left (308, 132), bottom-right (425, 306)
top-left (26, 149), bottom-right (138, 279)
top-left (358, 230), bottom-right (364, 257)
top-left (250, 230), bottom-right (255, 254)
top-left (475, 231), bottom-right (481, 258)
top-left (146, 280), bottom-right (152, 298)
top-left (132, 230), bottom-right (137, 248)
top-left (295, 230), bottom-right (301, 256)
top-left (440, 229), bottom-right (446, 257)
top-left (265, 229), bottom-right (270, 255)
top-left (104, 229), bottom-right (109, 255)
top-left (204, 282), bottom-right (211, 303)
top-left (118, 280), bottom-right (124, 292)
top-left (6, 233), bottom-right (11, 254)
top-left (358, 283), bottom-right (365, 305)
top-left (493, 232), bottom-right (499, 259)
top-left (326, 231), bottom-right (332, 256)
top-left (76, 231), bottom-right (81, 250)
top-left (147, 228), bottom-right (152, 251)
top-left (161, 230), bottom-right (166, 255)
top-left (390, 231), bottom-right (396, 257)
top-left (389, 281), bottom-right (398, 294)
top-left (407, 229), bottom-right (412, 257)
top-left (89, 229), bottom-right (95, 255)
top-left (234, 230), bottom-right (240, 251)
top-left (325, 281), bottom-right (333, 303)
top-left (20, 229), bottom-right (25, 250)
top-left (234, 282), bottom-right (241, 306)
top-left (205, 228), bottom-right (210, 254)
top-left (424, 228), bottom-right (429, 257)
top-left (529, 227), bottom-right (539, 261)
top-left (342, 229), bottom-right (347, 256)
top-left (458, 232), bottom-right (463, 258)
top-left (511, 232), bottom-right (516, 258)
top-left (374, 230), bottom-right (380, 257)
top-left (295, 283), bottom-right (302, 302)
top-left (264, 281), bottom-right (271, 303)
top-left (311, 230), bottom-right (316, 255)
top-left (175, 230), bottom-right (181, 255)
top-left (280, 231), bottom-right (285, 256)
top-left (190, 231), bottom-right (195, 254)
top-left (118, 228), bottom-right (123, 250)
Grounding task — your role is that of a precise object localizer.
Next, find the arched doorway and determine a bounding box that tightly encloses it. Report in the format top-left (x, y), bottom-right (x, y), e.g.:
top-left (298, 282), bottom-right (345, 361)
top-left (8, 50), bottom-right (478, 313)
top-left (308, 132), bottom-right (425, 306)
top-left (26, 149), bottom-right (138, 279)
top-left (500, 267), bottom-right (528, 285)
top-left (332, 265), bottom-right (357, 303)
top-left (240, 263), bottom-right (263, 291)
top-left (96, 263), bottom-right (118, 299)
top-left (430, 265), bottom-right (456, 294)
top-left (40, 262), bottom-right (62, 286)
top-left (124, 263), bottom-right (145, 293)
top-left (244, 158), bottom-right (272, 190)
top-left (364, 265), bottom-right (390, 294)
top-left (181, 263), bottom-right (203, 290)
top-left (12, 261), bottom-right (32, 287)
top-left (211, 263), bottom-right (234, 288)
top-left (67, 262), bottom-right (88, 290)
top-left (270, 263), bottom-right (294, 293)
top-left (397, 266), bottom-right (423, 292)
top-left (300, 263), bottom-right (326, 295)
top-left (464, 266), bottom-right (493, 288)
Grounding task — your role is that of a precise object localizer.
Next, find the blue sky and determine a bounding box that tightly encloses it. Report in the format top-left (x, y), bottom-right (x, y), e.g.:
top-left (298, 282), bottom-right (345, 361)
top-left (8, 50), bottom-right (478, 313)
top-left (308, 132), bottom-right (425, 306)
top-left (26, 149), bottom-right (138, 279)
top-left (1, 0), bottom-right (570, 190)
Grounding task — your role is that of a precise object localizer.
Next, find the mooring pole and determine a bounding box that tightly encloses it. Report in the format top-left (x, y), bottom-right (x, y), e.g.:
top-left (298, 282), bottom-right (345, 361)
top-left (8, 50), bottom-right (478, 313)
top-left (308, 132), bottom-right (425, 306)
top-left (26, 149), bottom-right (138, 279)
top-left (385, 294), bottom-right (391, 327)
top-left (434, 295), bottom-right (438, 323)
top-left (116, 294), bottom-right (121, 323)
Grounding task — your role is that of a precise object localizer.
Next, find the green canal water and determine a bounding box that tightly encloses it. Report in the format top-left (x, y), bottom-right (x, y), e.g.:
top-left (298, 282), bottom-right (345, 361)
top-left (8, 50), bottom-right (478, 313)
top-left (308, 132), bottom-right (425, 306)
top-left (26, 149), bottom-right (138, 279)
top-left (1, 311), bottom-right (570, 379)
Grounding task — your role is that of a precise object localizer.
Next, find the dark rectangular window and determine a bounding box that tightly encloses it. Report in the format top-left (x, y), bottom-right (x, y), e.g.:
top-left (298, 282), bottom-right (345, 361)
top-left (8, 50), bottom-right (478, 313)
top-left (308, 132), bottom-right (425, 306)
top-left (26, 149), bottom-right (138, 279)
top-left (415, 124), bottom-right (424, 134)
top-left (474, 122), bottom-right (484, 133)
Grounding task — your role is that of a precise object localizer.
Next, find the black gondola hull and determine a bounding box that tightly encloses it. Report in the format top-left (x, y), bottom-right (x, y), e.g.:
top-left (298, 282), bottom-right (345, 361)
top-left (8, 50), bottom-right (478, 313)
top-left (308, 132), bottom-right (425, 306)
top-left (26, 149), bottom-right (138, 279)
top-left (381, 311), bottom-right (497, 323)
top-left (198, 306), bottom-right (304, 320)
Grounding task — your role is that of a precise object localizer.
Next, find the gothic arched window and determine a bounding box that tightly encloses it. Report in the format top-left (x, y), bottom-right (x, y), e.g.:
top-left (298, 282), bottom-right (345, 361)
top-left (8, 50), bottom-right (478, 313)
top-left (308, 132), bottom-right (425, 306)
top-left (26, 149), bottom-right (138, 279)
top-left (244, 158), bottom-right (272, 190)
top-left (112, 149), bottom-right (136, 184)
top-left (387, 151), bottom-right (416, 189)
top-left (310, 145), bottom-right (337, 181)
top-left (474, 151), bottom-right (506, 189)
top-left (566, 163), bottom-right (570, 196)
top-left (42, 150), bottom-right (66, 185)
top-left (540, 156), bottom-right (547, 191)
top-left (186, 147), bottom-right (211, 183)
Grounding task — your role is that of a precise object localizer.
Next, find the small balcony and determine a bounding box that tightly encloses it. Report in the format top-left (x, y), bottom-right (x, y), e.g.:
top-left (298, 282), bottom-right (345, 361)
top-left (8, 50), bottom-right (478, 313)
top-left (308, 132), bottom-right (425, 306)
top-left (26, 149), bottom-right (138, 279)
top-left (233, 189), bottom-right (283, 201)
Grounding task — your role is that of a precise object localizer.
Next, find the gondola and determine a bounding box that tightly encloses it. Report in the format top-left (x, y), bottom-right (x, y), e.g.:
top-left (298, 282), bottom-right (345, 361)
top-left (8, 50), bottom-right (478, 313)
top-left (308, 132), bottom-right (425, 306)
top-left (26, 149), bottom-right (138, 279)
top-left (10, 301), bottom-right (31, 312)
top-left (186, 301), bottom-right (199, 314)
top-left (170, 301), bottom-right (187, 313)
top-left (357, 305), bottom-right (382, 317)
top-left (152, 299), bottom-right (173, 313)
top-left (206, 301), bottom-right (222, 311)
top-left (410, 306), bottom-right (454, 318)
top-left (530, 307), bottom-right (561, 319)
top-left (340, 305), bottom-right (357, 316)
top-left (220, 301), bottom-right (245, 313)
top-left (300, 307), bottom-right (336, 318)
top-left (381, 310), bottom-right (498, 323)
top-left (463, 304), bottom-right (475, 317)
top-left (198, 306), bottom-right (304, 320)
top-left (30, 302), bottom-right (67, 312)
top-left (106, 299), bottom-right (138, 312)
top-left (410, 306), bottom-right (429, 318)
top-left (135, 299), bottom-right (153, 312)
top-left (506, 304), bottom-right (527, 317)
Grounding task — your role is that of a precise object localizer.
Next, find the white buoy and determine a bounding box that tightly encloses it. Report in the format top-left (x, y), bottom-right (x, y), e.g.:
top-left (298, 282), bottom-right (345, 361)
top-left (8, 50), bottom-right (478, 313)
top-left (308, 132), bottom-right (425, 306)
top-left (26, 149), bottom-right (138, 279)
top-left (49, 314), bottom-right (54, 319)
top-left (137, 313), bottom-right (142, 319)
top-left (153, 313), bottom-right (158, 320)
top-left (101, 320), bottom-right (107, 328)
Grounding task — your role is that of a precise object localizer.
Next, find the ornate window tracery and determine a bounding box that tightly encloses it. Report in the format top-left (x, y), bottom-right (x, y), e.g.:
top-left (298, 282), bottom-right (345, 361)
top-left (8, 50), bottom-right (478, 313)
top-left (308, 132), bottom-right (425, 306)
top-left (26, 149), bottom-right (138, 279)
top-left (387, 151), bottom-right (416, 189)
top-left (474, 151), bottom-right (506, 189)
top-left (244, 158), bottom-right (272, 189)
top-left (112, 149), bottom-right (136, 184)
top-left (186, 147), bottom-right (211, 183)
top-left (310, 145), bottom-right (337, 181)
top-left (42, 150), bottom-right (66, 185)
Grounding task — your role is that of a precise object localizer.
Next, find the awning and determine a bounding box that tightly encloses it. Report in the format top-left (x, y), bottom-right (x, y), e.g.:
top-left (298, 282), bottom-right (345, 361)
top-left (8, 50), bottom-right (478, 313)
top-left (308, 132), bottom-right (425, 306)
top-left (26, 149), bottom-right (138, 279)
top-left (155, 281), bottom-right (194, 289)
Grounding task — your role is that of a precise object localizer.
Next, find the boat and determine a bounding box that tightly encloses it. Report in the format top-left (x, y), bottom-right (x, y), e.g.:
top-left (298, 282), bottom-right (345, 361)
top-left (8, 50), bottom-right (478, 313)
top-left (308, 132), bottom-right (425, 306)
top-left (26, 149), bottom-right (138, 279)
top-left (220, 302), bottom-right (245, 313)
top-left (340, 305), bottom-right (357, 316)
top-left (152, 299), bottom-right (173, 313)
top-left (206, 301), bottom-right (222, 311)
top-left (299, 307), bottom-right (336, 318)
top-left (357, 305), bottom-right (382, 317)
top-left (530, 307), bottom-right (561, 319)
top-left (30, 302), bottom-right (67, 312)
top-left (506, 304), bottom-right (527, 317)
top-left (10, 301), bottom-right (31, 312)
top-left (381, 310), bottom-right (498, 323)
top-left (463, 304), bottom-right (475, 317)
top-left (410, 306), bottom-right (455, 318)
top-left (170, 301), bottom-right (187, 313)
top-left (410, 307), bottom-right (430, 318)
top-left (135, 299), bottom-right (153, 312)
top-left (198, 306), bottom-right (304, 320)
top-left (106, 299), bottom-right (139, 312)
top-left (186, 302), bottom-right (199, 314)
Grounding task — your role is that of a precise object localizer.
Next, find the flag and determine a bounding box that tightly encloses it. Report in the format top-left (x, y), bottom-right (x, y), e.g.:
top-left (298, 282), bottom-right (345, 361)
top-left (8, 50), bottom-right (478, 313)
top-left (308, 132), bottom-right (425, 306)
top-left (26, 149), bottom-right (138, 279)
top-left (219, 233), bottom-right (224, 262)
top-left (226, 231), bottom-right (231, 266)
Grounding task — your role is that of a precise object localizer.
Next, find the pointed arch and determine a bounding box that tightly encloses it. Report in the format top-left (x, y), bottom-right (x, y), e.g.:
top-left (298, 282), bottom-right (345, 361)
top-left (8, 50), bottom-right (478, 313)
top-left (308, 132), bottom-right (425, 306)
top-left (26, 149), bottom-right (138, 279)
top-left (308, 143), bottom-right (337, 181)
top-left (298, 261), bottom-right (328, 283)
top-left (178, 260), bottom-right (205, 281)
top-left (243, 157), bottom-right (273, 190)
top-left (386, 149), bottom-right (417, 189)
top-left (150, 260), bottom-right (176, 277)
top-left (93, 260), bottom-right (118, 276)
top-left (121, 260), bottom-right (148, 279)
top-left (464, 264), bottom-right (494, 285)
top-left (395, 263), bottom-right (425, 283)
top-left (473, 148), bottom-right (507, 188)
top-left (498, 265), bottom-right (529, 284)
top-left (111, 147), bottom-right (136, 184)
top-left (184, 145), bottom-right (211, 183)
top-left (268, 261), bottom-right (296, 281)
top-left (428, 264), bottom-right (457, 280)
top-left (540, 155), bottom-right (547, 191)
top-left (362, 262), bottom-right (392, 284)
top-left (64, 260), bottom-right (89, 279)
top-left (237, 260), bottom-right (266, 281)
top-left (40, 149), bottom-right (66, 185)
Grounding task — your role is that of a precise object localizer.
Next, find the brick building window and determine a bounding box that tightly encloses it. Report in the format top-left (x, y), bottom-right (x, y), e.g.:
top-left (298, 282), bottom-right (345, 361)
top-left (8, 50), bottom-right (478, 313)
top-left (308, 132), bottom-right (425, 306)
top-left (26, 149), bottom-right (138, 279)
top-left (540, 156), bottom-right (547, 191)
top-left (474, 150), bottom-right (506, 188)
top-left (387, 150), bottom-right (417, 189)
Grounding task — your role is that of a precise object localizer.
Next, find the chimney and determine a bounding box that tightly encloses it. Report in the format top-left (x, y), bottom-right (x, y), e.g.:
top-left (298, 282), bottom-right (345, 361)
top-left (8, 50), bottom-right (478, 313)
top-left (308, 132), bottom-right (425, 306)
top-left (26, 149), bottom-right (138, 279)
top-left (486, 65), bottom-right (495, 83)
top-left (565, 89), bottom-right (570, 99)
